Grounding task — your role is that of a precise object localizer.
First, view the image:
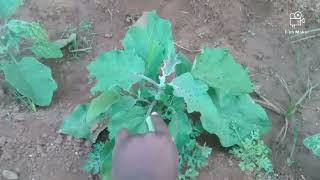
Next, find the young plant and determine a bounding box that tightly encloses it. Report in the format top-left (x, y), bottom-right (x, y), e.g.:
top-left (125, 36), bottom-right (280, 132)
top-left (0, 0), bottom-right (70, 110)
top-left (59, 11), bottom-right (272, 179)
top-left (230, 128), bottom-right (273, 174)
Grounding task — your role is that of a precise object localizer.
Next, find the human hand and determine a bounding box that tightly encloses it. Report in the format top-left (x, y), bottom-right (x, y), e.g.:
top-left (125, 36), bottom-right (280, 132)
top-left (112, 112), bottom-right (179, 180)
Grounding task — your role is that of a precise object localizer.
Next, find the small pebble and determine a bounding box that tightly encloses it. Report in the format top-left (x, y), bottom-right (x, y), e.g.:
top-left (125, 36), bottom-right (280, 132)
top-left (104, 33), bottom-right (113, 38)
top-left (2, 170), bottom-right (19, 180)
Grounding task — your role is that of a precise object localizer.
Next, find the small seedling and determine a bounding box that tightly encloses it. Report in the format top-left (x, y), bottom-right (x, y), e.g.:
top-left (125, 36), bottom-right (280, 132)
top-left (59, 11), bottom-right (272, 179)
top-left (0, 0), bottom-right (73, 110)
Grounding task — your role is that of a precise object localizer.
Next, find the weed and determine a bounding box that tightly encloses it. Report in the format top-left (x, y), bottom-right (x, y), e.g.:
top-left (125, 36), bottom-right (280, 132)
top-left (230, 128), bottom-right (273, 174)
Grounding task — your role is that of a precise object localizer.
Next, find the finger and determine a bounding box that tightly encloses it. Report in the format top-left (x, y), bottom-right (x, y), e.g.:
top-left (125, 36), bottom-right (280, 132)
top-left (151, 112), bottom-right (169, 135)
top-left (115, 128), bottom-right (129, 146)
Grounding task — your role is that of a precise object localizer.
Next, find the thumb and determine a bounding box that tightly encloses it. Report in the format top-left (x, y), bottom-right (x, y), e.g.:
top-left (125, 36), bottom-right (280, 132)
top-left (151, 112), bottom-right (169, 135)
top-left (115, 128), bottom-right (129, 146)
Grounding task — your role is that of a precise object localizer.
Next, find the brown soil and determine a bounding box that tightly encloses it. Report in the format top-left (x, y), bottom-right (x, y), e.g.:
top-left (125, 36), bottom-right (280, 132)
top-left (1, 0), bottom-right (320, 179)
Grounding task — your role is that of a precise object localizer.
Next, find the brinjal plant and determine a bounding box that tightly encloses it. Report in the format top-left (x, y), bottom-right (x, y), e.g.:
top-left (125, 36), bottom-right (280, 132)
top-left (59, 11), bottom-right (272, 179)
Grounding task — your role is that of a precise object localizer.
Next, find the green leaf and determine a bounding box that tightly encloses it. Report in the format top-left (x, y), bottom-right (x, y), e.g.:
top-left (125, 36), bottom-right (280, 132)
top-left (7, 20), bottom-right (49, 42)
top-left (176, 52), bottom-right (192, 76)
top-left (170, 73), bottom-right (270, 147)
top-left (216, 94), bottom-right (271, 147)
top-left (303, 133), bottom-right (320, 157)
top-left (161, 44), bottom-right (180, 77)
top-left (123, 11), bottom-right (174, 80)
top-left (100, 140), bottom-right (115, 180)
top-left (170, 73), bottom-right (220, 140)
top-left (31, 41), bottom-right (63, 59)
top-left (2, 57), bottom-right (57, 106)
top-left (0, 45), bottom-right (7, 55)
top-left (109, 96), bottom-right (137, 116)
top-left (87, 50), bottom-right (145, 93)
top-left (192, 48), bottom-right (254, 95)
top-left (0, 0), bottom-right (23, 18)
top-left (86, 89), bottom-right (120, 124)
top-left (58, 104), bottom-right (91, 138)
top-left (108, 106), bottom-right (148, 139)
top-left (169, 111), bottom-right (192, 150)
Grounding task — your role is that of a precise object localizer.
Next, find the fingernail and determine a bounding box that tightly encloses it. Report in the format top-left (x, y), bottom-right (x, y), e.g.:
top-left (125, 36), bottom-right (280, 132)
top-left (151, 112), bottom-right (158, 115)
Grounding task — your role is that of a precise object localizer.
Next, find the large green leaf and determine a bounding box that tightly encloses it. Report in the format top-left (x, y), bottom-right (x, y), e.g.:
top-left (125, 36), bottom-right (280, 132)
top-left (170, 73), bottom-right (219, 138)
top-left (214, 94), bottom-right (271, 147)
top-left (108, 106), bottom-right (148, 139)
top-left (86, 89), bottom-right (120, 124)
top-left (31, 41), bottom-right (63, 59)
top-left (109, 96), bottom-right (137, 116)
top-left (0, 0), bottom-right (23, 18)
top-left (169, 111), bottom-right (192, 151)
top-left (58, 104), bottom-right (91, 138)
top-left (100, 140), bottom-right (114, 180)
top-left (122, 11), bottom-right (174, 80)
top-left (192, 48), bottom-right (254, 95)
top-left (87, 50), bottom-right (145, 93)
top-left (6, 20), bottom-right (49, 42)
top-left (170, 73), bottom-right (270, 147)
top-left (2, 57), bottom-right (57, 106)
top-left (303, 133), bottom-right (320, 157)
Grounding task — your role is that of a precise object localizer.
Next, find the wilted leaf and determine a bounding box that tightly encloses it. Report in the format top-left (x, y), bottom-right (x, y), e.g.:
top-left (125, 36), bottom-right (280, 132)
top-left (32, 41), bottom-right (63, 59)
top-left (2, 57), bottom-right (57, 106)
top-left (87, 50), bottom-right (145, 93)
top-left (108, 106), bottom-right (148, 139)
top-left (192, 48), bottom-right (254, 95)
top-left (7, 20), bottom-right (49, 42)
top-left (86, 89), bottom-right (120, 124)
top-left (59, 104), bottom-right (91, 138)
top-left (303, 133), bottom-right (320, 157)
top-left (123, 11), bottom-right (174, 80)
top-left (0, 0), bottom-right (23, 18)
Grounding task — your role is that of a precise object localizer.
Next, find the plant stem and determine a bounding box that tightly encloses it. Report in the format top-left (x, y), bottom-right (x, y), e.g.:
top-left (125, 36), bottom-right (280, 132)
top-left (8, 51), bottom-right (18, 64)
top-left (135, 73), bottom-right (160, 89)
top-left (119, 88), bottom-right (151, 104)
top-left (70, 47), bottom-right (92, 53)
top-left (145, 99), bottom-right (157, 119)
